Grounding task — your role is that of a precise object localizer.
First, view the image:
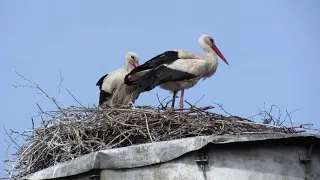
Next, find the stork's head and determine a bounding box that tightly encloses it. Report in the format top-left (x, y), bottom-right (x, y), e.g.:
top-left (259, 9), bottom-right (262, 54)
top-left (125, 52), bottom-right (140, 71)
top-left (200, 34), bottom-right (229, 65)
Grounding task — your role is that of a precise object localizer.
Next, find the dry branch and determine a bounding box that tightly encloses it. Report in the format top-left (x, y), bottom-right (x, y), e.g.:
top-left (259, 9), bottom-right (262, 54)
top-left (4, 105), bottom-right (297, 179)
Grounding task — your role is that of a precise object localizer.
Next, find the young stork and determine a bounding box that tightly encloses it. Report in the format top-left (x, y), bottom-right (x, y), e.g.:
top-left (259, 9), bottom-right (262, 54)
top-left (124, 34), bottom-right (229, 109)
top-left (96, 52), bottom-right (140, 107)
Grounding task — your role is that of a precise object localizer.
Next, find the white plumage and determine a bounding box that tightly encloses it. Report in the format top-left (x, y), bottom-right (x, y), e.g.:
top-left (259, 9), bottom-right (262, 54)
top-left (96, 52), bottom-right (140, 107)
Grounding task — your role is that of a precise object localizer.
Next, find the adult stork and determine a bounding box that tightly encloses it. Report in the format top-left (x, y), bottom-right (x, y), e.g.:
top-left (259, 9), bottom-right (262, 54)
top-left (96, 52), bottom-right (140, 107)
top-left (124, 34), bottom-right (229, 109)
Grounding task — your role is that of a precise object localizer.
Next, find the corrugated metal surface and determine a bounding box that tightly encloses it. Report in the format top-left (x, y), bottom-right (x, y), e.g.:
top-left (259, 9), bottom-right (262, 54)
top-left (24, 134), bottom-right (320, 180)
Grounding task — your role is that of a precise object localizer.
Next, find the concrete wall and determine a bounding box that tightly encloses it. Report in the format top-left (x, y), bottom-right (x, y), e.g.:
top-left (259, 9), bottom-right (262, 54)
top-left (99, 143), bottom-right (320, 180)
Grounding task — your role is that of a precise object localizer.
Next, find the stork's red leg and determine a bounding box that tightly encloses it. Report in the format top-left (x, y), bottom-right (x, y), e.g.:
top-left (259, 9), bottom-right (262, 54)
top-left (179, 89), bottom-right (185, 109)
top-left (171, 91), bottom-right (177, 108)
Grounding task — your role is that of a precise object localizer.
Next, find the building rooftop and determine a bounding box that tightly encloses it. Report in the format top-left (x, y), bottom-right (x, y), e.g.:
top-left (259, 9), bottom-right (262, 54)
top-left (24, 133), bottom-right (320, 179)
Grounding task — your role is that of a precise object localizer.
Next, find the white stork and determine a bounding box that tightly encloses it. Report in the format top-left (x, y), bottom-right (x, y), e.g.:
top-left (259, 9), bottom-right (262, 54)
top-left (124, 34), bottom-right (229, 109)
top-left (96, 52), bottom-right (140, 107)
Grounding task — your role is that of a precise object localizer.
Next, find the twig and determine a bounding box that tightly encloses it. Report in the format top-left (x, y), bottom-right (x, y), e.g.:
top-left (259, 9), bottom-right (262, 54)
top-left (212, 102), bottom-right (233, 116)
top-left (156, 94), bottom-right (165, 109)
top-left (3, 126), bottom-right (20, 149)
top-left (144, 113), bottom-right (153, 141)
top-left (194, 95), bottom-right (205, 106)
top-left (14, 71), bottom-right (68, 117)
top-left (57, 70), bottom-right (64, 102)
top-left (282, 110), bottom-right (294, 127)
top-left (249, 104), bottom-right (302, 128)
top-left (31, 118), bottom-right (35, 136)
top-left (156, 94), bottom-right (174, 109)
top-left (241, 132), bottom-right (284, 134)
top-left (185, 101), bottom-right (195, 108)
top-left (36, 103), bottom-right (44, 114)
top-left (66, 89), bottom-right (86, 109)
top-left (14, 72), bottom-right (61, 108)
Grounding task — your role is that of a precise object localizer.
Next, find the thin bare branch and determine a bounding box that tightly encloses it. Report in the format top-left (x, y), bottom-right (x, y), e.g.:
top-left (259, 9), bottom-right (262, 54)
top-left (66, 89), bottom-right (86, 109)
top-left (57, 70), bottom-right (64, 103)
top-left (3, 126), bottom-right (20, 149)
top-left (13, 71), bottom-right (68, 117)
top-left (57, 70), bottom-right (64, 95)
top-left (212, 102), bottom-right (233, 116)
top-left (194, 95), bottom-right (205, 106)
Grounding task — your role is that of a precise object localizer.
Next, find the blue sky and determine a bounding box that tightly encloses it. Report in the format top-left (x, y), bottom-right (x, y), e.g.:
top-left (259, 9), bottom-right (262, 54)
top-left (1, 0), bottom-right (319, 177)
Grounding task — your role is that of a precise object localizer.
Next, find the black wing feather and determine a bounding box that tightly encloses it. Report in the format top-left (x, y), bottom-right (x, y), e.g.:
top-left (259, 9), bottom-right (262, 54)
top-left (128, 51), bottom-right (179, 75)
top-left (131, 65), bottom-right (197, 93)
top-left (99, 90), bottom-right (112, 106)
top-left (96, 74), bottom-right (108, 90)
top-left (96, 74), bottom-right (112, 106)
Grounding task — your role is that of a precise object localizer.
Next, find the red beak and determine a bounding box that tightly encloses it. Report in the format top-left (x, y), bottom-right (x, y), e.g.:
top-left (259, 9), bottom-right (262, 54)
top-left (212, 44), bottom-right (229, 65)
top-left (133, 61), bottom-right (139, 68)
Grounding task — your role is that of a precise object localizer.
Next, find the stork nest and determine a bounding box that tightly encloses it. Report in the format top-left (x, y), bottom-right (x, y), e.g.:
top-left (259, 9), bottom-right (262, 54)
top-left (5, 105), bottom-right (296, 179)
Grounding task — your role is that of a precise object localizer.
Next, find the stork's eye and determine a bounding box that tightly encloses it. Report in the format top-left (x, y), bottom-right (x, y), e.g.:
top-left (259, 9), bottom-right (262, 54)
top-left (131, 56), bottom-right (135, 59)
top-left (209, 38), bottom-right (214, 43)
